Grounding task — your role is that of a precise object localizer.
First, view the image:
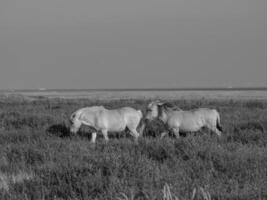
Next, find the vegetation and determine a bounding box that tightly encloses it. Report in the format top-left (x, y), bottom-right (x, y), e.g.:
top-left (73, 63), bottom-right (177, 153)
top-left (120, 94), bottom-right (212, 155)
top-left (0, 96), bottom-right (266, 200)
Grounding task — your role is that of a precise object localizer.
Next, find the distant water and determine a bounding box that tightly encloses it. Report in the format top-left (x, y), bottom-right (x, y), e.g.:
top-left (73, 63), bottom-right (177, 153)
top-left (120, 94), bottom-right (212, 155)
top-left (1, 88), bottom-right (267, 100)
top-left (1, 87), bottom-right (267, 93)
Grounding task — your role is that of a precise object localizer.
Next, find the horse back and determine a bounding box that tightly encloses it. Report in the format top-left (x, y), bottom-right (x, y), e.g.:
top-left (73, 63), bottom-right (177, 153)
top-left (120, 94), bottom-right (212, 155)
top-left (117, 107), bottom-right (143, 125)
top-left (194, 108), bottom-right (219, 123)
top-left (78, 107), bottom-right (104, 123)
top-left (168, 108), bottom-right (217, 128)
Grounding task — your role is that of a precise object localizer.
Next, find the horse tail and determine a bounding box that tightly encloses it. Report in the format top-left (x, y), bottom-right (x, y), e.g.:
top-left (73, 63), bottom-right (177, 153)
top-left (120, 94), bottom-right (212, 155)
top-left (138, 119), bottom-right (146, 136)
top-left (216, 112), bottom-right (223, 132)
top-left (137, 110), bottom-right (143, 119)
top-left (136, 110), bottom-right (145, 136)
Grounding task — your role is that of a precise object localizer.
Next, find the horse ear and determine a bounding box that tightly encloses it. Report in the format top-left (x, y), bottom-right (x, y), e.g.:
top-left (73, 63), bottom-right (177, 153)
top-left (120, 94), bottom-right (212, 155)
top-left (154, 100), bottom-right (164, 106)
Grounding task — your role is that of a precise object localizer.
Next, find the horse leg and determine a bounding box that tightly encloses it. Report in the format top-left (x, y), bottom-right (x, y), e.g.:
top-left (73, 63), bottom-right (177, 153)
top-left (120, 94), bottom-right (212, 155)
top-left (206, 119), bottom-right (222, 137)
top-left (128, 128), bottom-right (140, 142)
top-left (160, 131), bottom-right (169, 139)
top-left (91, 132), bottom-right (97, 143)
top-left (207, 125), bottom-right (222, 137)
top-left (172, 128), bottom-right (180, 139)
top-left (101, 129), bottom-right (109, 142)
top-left (214, 128), bottom-right (222, 137)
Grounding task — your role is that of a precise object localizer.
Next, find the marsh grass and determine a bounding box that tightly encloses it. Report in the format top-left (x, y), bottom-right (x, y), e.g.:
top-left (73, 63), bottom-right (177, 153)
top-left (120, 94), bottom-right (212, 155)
top-left (0, 97), bottom-right (266, 199)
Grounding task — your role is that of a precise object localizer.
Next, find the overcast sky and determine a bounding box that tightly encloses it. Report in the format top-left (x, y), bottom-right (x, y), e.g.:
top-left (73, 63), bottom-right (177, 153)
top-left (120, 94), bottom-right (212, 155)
top-left (0, 0), bottom-right (266, 89)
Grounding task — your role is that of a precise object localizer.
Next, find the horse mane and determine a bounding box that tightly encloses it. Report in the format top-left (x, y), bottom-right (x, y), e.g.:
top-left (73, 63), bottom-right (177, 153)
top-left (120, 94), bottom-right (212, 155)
top-left (157, 102), bottom-right (182, 117)
top-left (161, 102), bottom-right (182, 111)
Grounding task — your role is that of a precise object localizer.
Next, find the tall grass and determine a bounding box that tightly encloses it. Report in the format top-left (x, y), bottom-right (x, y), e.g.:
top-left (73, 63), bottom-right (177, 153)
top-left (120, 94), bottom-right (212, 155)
top-left (0, 97), bottom-right (266, 199)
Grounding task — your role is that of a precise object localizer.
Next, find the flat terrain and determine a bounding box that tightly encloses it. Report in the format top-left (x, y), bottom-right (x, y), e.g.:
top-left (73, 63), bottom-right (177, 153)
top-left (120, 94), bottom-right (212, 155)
top-left (2, 89), bottom-right (267, 100)
top-left (0, 92), bottom-right (266, 200)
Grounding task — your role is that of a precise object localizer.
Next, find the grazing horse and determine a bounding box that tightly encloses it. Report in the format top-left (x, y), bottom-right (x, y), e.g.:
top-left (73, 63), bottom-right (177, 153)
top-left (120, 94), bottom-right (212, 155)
top-left (70, 106), bottom-right (143, 143)
top-left (145, 101), bottom-right (223, 138)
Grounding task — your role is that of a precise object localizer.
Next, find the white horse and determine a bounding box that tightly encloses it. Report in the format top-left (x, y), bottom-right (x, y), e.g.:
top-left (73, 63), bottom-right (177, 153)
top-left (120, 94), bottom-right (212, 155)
top-left (70, 106), bottom-right (143, 143)
top-left (145, 101), bottom-right (223, 138)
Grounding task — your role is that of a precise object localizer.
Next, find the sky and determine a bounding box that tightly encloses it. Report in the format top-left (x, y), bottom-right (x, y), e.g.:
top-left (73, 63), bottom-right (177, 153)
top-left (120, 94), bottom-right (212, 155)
top-left (0, 0), bottom-right (266, 89)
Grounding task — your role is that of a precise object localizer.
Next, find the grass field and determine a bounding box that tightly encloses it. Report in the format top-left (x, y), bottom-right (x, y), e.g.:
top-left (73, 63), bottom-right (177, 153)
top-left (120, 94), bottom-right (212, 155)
top-left (0, 94), bottom-right (267, 200)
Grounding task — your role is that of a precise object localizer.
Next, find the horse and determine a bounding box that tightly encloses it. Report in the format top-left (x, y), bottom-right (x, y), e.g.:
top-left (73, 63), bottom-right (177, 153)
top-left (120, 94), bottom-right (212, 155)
top-left (69, 106), bottom-right (143, 143)
top-left (144, 101), bottom-right (223, 138)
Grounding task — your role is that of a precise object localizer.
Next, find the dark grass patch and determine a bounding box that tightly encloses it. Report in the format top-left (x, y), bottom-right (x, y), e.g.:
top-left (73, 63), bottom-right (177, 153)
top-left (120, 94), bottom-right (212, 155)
top-left (234, 121), bottom-right (265, 133)
top-left (0, 112), bottom-right (55, 130)
top-left (46, 124), bottom-right (71, 138)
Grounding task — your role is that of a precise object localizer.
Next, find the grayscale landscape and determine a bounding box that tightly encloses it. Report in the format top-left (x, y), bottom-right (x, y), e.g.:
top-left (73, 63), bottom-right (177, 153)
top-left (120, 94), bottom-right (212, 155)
top-left (1, 0), bottom-right (267, 199)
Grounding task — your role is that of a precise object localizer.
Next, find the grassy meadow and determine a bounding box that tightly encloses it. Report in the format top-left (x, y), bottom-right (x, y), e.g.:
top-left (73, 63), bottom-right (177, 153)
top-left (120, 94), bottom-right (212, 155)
top-left (0, 95), bottom-right (267, 200)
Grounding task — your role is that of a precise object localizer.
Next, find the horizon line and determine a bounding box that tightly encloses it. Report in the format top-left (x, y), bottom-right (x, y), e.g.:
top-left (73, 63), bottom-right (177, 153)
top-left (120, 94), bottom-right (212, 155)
top-left (1, 87), bottom-right (267, 92)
